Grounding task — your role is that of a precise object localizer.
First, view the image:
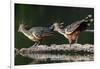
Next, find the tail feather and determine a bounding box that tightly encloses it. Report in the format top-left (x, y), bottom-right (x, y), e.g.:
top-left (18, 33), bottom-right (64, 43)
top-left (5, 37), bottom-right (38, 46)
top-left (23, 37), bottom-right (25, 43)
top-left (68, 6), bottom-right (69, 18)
top-left (79, 14), bottom-right (93, 31)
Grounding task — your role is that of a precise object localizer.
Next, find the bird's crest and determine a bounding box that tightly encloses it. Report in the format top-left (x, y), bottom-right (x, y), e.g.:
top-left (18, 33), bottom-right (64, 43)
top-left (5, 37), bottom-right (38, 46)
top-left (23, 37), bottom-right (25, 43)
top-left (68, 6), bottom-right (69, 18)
top-left (18, 20), bottom-right (27, 32)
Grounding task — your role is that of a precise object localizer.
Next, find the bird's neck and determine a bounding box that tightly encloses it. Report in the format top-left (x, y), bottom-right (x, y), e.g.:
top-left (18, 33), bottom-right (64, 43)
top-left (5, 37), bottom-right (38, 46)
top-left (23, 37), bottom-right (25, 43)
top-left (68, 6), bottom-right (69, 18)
top-left (55, 26), bottom-right (65, 35)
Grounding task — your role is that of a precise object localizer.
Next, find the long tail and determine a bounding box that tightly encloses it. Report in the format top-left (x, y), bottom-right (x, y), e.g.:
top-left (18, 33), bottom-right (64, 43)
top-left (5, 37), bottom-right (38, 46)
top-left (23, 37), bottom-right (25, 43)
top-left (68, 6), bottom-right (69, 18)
top-left (79, 14), bottom-right (94, 31)
top-left (80, 14), bottom-right (94, 23)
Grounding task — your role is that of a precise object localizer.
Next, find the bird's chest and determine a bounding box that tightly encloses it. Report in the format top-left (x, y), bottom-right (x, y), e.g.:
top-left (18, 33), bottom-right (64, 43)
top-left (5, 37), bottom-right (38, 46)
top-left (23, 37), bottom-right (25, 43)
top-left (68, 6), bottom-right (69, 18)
top-left (28, 35), bottom-right (40, 41)
top-left (65, 31), bottom-right (80, 40)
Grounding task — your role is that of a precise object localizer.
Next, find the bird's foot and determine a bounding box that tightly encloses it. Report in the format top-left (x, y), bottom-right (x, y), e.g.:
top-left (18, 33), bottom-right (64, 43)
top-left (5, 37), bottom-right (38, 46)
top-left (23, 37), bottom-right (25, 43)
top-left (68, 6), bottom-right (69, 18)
top-left (69, 44), bottom-right (72, 48)
top-left (70, 46), bottom-right (72, 48)
top-left (30, 45), bottom-right (37, 48)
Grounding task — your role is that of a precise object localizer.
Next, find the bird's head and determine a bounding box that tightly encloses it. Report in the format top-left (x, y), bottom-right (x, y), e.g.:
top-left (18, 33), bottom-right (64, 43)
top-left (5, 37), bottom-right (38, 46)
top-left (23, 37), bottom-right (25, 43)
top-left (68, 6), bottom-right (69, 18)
top-left (18, 24), bottom-right (27, 32)
top-left (50, 22), bottom-right (64, 31)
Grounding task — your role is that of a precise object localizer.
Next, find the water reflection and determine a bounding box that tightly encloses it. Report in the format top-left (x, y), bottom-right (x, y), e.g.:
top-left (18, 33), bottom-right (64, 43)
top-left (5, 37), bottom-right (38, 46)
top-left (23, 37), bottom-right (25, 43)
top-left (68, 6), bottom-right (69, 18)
top-left (19, 51), bottom-right (93, 64)
top-left (21, 53), bottom-right (93, 61)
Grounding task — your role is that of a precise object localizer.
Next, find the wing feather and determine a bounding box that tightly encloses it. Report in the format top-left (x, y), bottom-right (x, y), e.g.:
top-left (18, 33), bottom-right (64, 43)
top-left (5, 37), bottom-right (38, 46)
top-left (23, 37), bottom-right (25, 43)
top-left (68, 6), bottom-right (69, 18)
top-left (29, 27), bottom-right (53, 38)
top-left (65, 21), bottom-right (81, 34)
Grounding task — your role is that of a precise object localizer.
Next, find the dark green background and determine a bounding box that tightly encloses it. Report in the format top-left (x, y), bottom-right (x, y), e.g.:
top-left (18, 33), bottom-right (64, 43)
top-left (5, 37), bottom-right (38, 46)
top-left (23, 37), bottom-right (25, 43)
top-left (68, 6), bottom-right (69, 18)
top-left (15, 3), bottom-right (94, 65)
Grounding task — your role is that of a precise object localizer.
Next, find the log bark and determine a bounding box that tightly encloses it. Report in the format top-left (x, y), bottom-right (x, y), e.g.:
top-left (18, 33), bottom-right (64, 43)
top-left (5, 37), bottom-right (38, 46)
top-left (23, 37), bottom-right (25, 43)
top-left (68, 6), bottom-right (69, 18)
top-left (15, 44), bottom-right (94, 55)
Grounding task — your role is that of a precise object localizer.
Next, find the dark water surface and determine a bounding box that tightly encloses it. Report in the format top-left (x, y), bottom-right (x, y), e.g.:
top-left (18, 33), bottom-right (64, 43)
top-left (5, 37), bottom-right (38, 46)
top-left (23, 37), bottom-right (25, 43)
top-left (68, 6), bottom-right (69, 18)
top-left (15, 4), bottom-right (94, 65)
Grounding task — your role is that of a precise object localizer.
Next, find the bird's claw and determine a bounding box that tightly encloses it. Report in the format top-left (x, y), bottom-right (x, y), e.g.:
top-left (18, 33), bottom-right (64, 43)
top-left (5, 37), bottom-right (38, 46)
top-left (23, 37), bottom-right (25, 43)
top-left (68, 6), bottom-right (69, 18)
top-left (30, 45), bottom-right (37, 48)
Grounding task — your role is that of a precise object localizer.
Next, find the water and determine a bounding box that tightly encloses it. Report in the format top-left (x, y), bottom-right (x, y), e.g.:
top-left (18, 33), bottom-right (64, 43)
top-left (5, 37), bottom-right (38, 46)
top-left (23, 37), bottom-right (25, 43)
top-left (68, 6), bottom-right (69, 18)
top-left (15, 3), bottom-right (94, 65)
top-left (20, 53), bottom-right (94, 64)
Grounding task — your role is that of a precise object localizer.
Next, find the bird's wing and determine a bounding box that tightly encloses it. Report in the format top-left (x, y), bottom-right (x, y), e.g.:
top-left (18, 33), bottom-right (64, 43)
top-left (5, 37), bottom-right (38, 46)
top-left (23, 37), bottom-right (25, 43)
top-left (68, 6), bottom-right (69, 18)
top-left (36, 28), bottom-right (53, 38)
top-left (65, 15), bottom-right (93, 35)
top-left (29, 27), bottom-right (53, 38)
top-left (65, 21), bottom-right (81, 34)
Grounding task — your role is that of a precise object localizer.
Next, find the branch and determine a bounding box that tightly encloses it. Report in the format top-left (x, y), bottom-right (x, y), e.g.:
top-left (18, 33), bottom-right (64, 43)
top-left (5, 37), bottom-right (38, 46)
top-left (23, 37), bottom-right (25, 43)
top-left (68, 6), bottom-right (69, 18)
top-left (16, 44), bottom-right (93, 55)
